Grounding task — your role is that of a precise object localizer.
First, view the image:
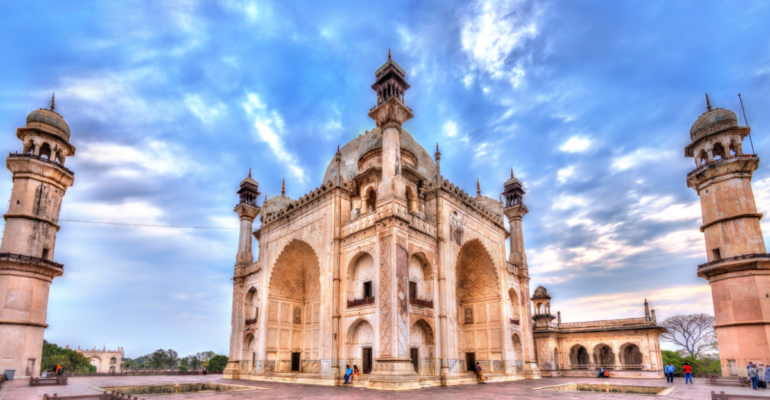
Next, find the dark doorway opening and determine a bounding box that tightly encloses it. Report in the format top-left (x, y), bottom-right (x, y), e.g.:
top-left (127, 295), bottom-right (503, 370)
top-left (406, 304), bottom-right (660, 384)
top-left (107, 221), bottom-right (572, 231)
top-left (409, 281), bottom-right (417, 299)
top-left (410, 348), bottom-right (419, 374)
top-left (291, 352), bottom-right (300, 372)
top-left (466, 353), bottom-right (476, 372)
top-left (362, 348), bottom-right (372, 374)
top-left (363, 281), bottom-right (372, 298)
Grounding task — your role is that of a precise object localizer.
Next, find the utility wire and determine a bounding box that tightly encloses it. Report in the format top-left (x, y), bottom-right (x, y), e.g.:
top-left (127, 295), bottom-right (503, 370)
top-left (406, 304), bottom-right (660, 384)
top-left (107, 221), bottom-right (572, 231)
top-left (58, 219), bottom-right (238, 230)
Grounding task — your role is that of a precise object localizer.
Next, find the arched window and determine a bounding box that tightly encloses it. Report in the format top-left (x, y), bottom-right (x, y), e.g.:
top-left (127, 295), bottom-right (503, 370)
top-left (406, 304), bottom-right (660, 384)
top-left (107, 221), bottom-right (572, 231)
top-left (39, 142), bottom-right (52, 160)
top-left (712, 142), bottom-right (726, 160)
top-left (406, 186), bottom-right (418, 214)
top-left (570, 345), bottom-right (589, 369)
top-left (366, 189), bottom-right (377, 213)
top-left (245, 287), bottom-right (258, 323)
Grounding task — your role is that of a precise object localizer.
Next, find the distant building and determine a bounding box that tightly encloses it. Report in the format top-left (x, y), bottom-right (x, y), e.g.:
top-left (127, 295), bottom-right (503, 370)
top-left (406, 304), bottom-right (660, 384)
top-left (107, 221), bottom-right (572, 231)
top-left (0, 96), bottom-right (76, 378)
top-left (530, 287), bottom-right (665, 378)
top-left (72, 345), bottom-right (123, 373)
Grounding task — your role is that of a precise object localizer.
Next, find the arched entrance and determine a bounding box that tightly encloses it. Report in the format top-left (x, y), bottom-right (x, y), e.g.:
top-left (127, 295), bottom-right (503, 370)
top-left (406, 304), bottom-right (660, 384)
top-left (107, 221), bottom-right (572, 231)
top-left (410, 319), bottom-right (435, 375)
top-left (243, 333), bottom-right (257, 371)
top-left (621, 343), bottom-right (643, 370)
top-left (267, 239), bottom-right (321, 373)
top-left (90, 356), bottom-right (101, 372)
top-left (347, 319), bottom-right (374, 374)
top-left (508, 288), bottom-right (521, 324)
top-left (456, 239), bottom-right (501, 368)
top-left (511, 334), bottom-right (524, 373)
top-left (569, 345), bottom-right (589, 370)
top-left (245, 287), bottom-right (258, 322)
top-left (347, 252), bottom-right (375, 302)
top-left (594, 344), bottom-right (615, 370)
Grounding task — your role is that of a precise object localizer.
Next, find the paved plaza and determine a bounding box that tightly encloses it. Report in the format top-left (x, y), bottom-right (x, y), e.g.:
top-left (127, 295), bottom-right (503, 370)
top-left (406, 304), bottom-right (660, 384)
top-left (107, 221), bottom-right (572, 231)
top-left (1, 375), bottom-right (766, 400)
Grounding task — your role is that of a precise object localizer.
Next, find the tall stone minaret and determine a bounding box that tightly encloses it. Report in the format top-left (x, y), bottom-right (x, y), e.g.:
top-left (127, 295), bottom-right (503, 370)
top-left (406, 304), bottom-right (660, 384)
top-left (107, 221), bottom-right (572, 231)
top-left (0, 96), bottom-right (76, 378)
top-left (685, 95), bottom-right (768, 377)
top-left (224, 171), bottom-right (261, 380)
top-left (502, 170), bottom-right (540, 379)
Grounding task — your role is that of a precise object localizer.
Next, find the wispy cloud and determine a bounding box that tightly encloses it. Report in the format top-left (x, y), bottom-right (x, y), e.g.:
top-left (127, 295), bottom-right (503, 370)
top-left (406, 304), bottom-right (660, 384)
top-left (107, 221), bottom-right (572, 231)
top-left (79, 140), bottom-right (201, 178)
top-left (560, 136), bottom-right (591, 153)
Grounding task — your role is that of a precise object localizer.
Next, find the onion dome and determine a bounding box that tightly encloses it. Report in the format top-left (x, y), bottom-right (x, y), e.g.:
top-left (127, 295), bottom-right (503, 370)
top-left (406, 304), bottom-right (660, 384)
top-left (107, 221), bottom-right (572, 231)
top-left (26, 108), bottom-right (71, 142)
top-left (532, 285), bottom-right (551, 299)
top-left (689, 94), bottom-right (739, 142)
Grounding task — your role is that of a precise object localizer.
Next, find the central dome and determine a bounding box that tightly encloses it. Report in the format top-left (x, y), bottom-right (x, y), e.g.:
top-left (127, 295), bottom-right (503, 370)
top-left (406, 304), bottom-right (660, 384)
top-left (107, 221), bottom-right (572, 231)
top-left (322, 127), bottom-right (435, 184)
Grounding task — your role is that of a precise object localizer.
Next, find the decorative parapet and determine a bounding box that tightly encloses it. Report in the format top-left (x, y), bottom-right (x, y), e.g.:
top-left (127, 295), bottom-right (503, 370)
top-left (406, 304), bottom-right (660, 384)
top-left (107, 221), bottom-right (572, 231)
top-left (698, 253), bottom-right (770, 270)
top-left (409, 298), bottom-right (433, 308)
top-left (435, 178), bottom-right (505, 227)
top-left (558, 317), bottom-right (652, 330)
top-left (506, 262), bottom-right (519, 276)
top-left (686, 154), bottom-right (757, 178)
top-left (342, 202), bottom-right (437, 237)
top-left (347, 297), bottom-right (375, 308)
top-left (262, 180), bottom-right (337, 225)
top-left (235, 261), bottom-right (261, 278)
top-left (8, 152), bottom-right (75, 175)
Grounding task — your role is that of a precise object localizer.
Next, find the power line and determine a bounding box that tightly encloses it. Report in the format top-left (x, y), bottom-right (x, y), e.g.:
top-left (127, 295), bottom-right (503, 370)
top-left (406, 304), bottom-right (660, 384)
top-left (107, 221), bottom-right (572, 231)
top-left (58, 219), bottom-right (238, 230)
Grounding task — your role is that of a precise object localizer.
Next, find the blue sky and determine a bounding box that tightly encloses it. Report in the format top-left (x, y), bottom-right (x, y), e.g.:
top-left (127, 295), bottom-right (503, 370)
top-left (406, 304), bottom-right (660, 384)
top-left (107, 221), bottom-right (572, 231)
top-left (2, 0), bottom-right (770, 358)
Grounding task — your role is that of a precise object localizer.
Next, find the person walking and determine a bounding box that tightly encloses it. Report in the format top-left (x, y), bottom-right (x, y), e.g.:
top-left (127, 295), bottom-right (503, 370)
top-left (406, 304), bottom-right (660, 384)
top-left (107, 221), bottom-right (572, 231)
top-left (683, 363), bottom-right (693, 384)
top-left (664, 363), bottom-right (675, 383)
top-left (749, 363), bottom-right (759, 390)
top-left (763, 364), bottom-right (770, 389)
top-left (758, 363), bottom-right (766, 389)
top-left (475, 362), bottom-right (486, 384)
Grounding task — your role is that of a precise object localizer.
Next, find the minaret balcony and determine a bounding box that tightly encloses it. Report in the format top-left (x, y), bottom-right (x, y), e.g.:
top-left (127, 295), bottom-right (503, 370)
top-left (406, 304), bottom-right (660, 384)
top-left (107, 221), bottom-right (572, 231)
top-left (687, 154), bottom-right (759, 189)
top-left (697, 253), bottom-right (770, 278)
top-left (0, 252), bottom-right (64, 278)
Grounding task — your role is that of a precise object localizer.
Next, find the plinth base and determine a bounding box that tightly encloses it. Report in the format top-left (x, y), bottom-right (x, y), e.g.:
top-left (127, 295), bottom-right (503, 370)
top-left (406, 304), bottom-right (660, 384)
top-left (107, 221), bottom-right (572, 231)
top-left (367, 358), bottom-right (420, 390)
top-left (523, 361), bottom-right (541, 379)
top-left (222, 360), bottom-right (240, 379)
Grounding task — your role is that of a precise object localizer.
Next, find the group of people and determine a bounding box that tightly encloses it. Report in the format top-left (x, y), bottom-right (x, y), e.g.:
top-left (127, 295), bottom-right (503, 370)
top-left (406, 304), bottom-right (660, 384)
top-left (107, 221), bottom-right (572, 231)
top-left (747, 362), bottom-right (770, 390)
top-left (664, 362), bottom-right (693, 384)
top-left (41, 364), bottom-right (65, 378)
top-left (343, 365), bottom-right (359, 384)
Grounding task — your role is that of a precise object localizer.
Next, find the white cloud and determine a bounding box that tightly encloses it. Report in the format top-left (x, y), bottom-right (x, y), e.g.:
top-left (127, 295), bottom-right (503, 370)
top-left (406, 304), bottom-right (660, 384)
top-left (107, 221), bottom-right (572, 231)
top-left (185, 94), bottom-right (227, 124)
top-left (612, 148), bottom-right (669, 171)
top-left (631, 196), bottom-right (701, 222)
top-left (444, 120), bottom-right (457, 137)
top-left (557, 165), bottom-right (575, 183)
top-left (460, 0), bottom-right (540, 83)
top-left (243, 93), bottom-right (305, 182)
top-left (79, 140), bottom-right (200, 178)
top-left (560, 136), bottom-right (591, 153)
top-left (648, 229), bottom-right (704, 257)
top-left (552, 194), bottom-right (584, 210)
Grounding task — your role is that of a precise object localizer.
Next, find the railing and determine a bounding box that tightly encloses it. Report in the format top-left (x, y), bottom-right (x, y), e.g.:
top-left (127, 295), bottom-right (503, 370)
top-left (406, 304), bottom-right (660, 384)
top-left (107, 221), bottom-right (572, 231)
top-left (0, 252), bottom-right (64, 269)
top-left (8, 152), bottom-right (74, 175)
top-left (698, 253), bottom-right (770, 269)
top-left (347, 297), bottom-right (375, 308)
top-left (620, 364), bottom-right (643, 370)
top-left (687, 154), bottom-right (757, 178)
top-left (570, 364), bottom-right (590, 370)
top-left (245, 318), bottom-right (257, 326)
top-left (506, 262), bottom-right (518, 275)
top-left (595, 364), bottom-right (616, 370)
top-left (409, 298), bottom-right (433, 308)
top-left (30, 376), bottom-right (67, 386)
top-left (43, 392), bottom-right (144, 400)
top-left (510, 318), bottom-right (520, 325)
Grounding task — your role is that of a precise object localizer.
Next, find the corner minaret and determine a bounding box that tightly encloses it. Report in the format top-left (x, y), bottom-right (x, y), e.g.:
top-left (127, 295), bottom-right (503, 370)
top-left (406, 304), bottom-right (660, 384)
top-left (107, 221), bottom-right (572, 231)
top-left (0, 97), bottom-right (76, 378)
top-left (685, 95), bottom-right (768, 377)
top-left (501, 169), bottom-right (539, 378)
top-left (225, 170), bottom-right (261, 379)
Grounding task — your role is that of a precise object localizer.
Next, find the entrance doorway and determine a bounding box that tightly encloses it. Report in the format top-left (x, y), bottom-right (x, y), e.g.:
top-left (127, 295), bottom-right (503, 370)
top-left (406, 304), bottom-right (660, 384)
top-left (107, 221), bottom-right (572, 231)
top-left (466, 353), bottom-right (476, 372)
top-left (362, 348), bottom-right (372, 374)
top-left (410, 348), bottom-right (419, 374)
top-left (291, 352), bottom-right (300, 372)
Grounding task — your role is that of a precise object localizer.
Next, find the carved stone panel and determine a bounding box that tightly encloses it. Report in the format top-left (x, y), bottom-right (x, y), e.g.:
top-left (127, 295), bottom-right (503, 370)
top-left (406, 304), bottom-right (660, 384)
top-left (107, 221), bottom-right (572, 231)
top-left (294, 307), bottom-right (302, 324)
top-left (464, 307), bottom-right (474, 324)
top-left (281, 303), bottom-right (291, 323)
top-left (379, 234), bottom-right (393, 357)
top-left (476, 304), bottom-right (486, 324)
top-left (269, 301), bottom-right (279, 322)
top-left (396, 243), bottom-right (409, 357)
top-left (489, 303), bottom-right (500, 322)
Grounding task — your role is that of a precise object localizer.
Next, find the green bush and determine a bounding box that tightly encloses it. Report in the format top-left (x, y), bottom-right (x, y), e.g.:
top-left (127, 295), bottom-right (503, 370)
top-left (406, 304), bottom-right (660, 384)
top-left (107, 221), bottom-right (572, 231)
top-left (207, 355), bottom-right (228, 373)
top-left (178, 366), bottom-right (188, 372)
top-left (41, 341), bottom-right (95, 373)
top-left (88, 365), bottom-right (97, 373)
top-left (661, 350), bottom-right (721, 376)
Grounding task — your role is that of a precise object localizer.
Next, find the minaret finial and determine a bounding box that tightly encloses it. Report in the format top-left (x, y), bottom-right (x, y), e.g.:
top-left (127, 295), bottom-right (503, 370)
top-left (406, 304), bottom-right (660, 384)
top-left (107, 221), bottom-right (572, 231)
top-left (281, 179), bottom-right (285, 196)
top-left (477, 179), bottom-right (481, 196)
top-left (511, 167), bottom-right (514, 178)
top-left (337, 143), bottom-right (340, 152)
top-left (50, 93), bottom-right (55, 111)
top-left (388, 49), bottom-right (391, 60)
top-left (705, 93), bottom-right (712, 111)
top-left (248, 168), bottom-right (251, 178)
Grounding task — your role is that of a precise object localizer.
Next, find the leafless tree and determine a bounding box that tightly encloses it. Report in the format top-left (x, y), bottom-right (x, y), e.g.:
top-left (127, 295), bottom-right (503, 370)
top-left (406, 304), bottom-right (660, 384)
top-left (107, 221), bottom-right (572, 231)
top-left (660, 314), bottom-right (716, 358)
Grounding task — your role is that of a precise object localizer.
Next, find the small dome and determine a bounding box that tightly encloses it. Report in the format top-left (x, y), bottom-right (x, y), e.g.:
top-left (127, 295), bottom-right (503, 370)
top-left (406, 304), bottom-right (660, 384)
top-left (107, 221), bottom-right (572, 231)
top-left (475, 195), bottom-right (502, 215)
top-left (260, 195), bottom-right (293, 218)
top-left (26, 109), bottom-right (71, 141)
top-left (690, 108), bottom-right (738, 142)
top-left (532, 286), bottom-right (550, 299)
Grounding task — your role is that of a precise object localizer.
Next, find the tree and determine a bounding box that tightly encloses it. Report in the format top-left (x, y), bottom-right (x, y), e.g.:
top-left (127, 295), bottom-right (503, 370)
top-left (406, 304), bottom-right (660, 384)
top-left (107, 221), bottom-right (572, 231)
top-left (166, 349), bottom-right (179, 369)
top-left (148, 349), bottom-right (168, 370)
top-left (660, 314), bottom-right (716, 358)
top-left (179, 357), bottom-right (190, 369)
top-left (189, 355), bottom-right (201, 371)
top-left (207, 355), bottom-right (228, 373)
top-left (41, 342), bottom-right (94, 373)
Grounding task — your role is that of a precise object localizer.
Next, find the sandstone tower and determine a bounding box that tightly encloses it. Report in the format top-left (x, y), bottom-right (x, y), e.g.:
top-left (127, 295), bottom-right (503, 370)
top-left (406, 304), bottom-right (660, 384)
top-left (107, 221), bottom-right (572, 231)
top-left (685, 95), bottom-right (768, 377)
top-left (0, 96), bottom-right (76, 378)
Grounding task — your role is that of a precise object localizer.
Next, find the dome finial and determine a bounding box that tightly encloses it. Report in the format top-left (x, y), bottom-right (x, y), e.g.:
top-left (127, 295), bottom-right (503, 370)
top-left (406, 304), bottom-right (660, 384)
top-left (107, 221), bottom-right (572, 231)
top-left (248, 168), bottom-right (251, 178)
top-left (50, 93), bottom-right (55, 112)
top-left (477, 179), bottom-right (481, 196)
top-left (388, 48), bottom-right (391, 60)
top-left (281, 178), bottom-right (285, 196)
top-left (705, 93), bottom-right (712, 111)
top-left (511, 167), bottom-right (514, 178)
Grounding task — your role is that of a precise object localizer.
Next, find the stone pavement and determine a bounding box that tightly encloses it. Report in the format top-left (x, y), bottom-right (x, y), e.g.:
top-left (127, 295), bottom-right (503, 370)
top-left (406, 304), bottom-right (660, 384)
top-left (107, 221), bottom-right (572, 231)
top-left (1, 374), bottom-right (767, 399)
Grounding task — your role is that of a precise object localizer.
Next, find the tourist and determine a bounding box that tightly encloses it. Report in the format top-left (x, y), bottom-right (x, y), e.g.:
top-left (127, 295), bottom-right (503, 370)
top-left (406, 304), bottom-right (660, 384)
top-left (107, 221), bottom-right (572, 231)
top-left (475, 362), bottom-right (485, 384)
top-left (764, 364), bottom-right (770, 389)
top-left (664, 363), bottom-right (675, 383)
top-left (597, 367), bottom-right (605, 378)
top-left (343, 365), bottom-right (352, 384)
top-left (202, 366), bottom-right (207, 376)
top-left (748, 363), bottom-right (758, 390)
top-left (759, 363), bottom-right (766, 389)
top-left (41, 371), bottom-right (48, 378)
top-left (352, 365), bottom-right (359, 383)
top-left (683, 363), bottom-right (693, 384)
